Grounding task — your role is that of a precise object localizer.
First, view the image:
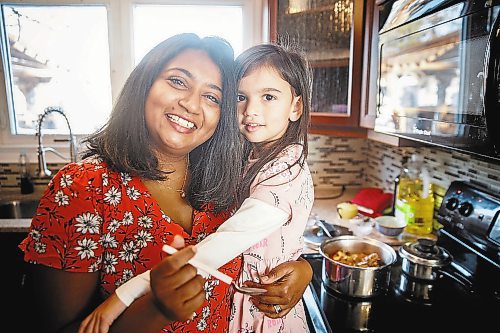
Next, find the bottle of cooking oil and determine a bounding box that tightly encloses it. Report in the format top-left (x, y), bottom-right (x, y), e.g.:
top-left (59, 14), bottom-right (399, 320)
top-left (395, 154), bottom-right (434, 235)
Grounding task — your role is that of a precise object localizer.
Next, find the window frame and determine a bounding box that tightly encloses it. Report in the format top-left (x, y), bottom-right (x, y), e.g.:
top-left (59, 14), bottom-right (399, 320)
top-left (0, 0), bottom-right (266, 163)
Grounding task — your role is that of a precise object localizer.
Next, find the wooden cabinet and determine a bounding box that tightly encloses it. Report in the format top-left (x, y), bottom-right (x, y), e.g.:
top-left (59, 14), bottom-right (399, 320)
top-left (269, 0), bottom-right (367, 137)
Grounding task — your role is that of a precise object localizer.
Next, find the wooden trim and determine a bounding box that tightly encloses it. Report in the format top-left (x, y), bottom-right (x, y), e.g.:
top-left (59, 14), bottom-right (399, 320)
top-left (268, 0), bottom-right (278, 42)
top-left (360, 0), bottom-right (378, 129)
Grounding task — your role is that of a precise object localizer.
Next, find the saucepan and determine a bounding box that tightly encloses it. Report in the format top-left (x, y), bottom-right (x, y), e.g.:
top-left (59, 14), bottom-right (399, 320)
top-left (319, 235), bottom-right (397, 298)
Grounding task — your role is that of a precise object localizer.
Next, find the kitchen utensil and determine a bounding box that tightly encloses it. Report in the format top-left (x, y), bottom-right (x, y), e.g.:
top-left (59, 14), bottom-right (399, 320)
top-left (398, 238), bottom-right (452, 280)
top-left (162, 245), bottom-right (267, 295)
top-left (374, 216), bottom-right (406, 237)
top-left (319, 236), bottom-right (397, 298)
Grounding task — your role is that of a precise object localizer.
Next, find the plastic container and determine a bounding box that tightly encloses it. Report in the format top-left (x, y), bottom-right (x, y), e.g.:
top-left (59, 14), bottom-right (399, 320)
top-left (394, 154), bottom-right (434, 235)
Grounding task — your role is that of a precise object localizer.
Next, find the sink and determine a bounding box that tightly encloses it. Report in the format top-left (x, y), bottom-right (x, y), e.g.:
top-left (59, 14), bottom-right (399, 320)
top-left (0, 199), bottom-right (39, 219)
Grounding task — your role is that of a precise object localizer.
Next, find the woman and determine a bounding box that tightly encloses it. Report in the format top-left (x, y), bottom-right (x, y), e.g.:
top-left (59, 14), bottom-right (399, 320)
top-left (19, 33), bottom-right (311, 333)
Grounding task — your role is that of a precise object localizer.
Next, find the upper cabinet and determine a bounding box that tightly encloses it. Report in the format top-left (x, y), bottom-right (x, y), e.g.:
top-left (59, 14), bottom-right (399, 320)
top-left (269, 0), bottom-right (367, 137)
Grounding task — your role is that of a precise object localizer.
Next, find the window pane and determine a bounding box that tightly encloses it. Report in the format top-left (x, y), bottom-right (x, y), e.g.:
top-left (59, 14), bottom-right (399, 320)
top-left (133, 5), bottom-right (243, 64)
top-left (1, 5), bottom-right (111, 135)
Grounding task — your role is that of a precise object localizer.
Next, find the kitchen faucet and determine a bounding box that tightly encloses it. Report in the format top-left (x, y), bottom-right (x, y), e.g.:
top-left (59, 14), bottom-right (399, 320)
top-left (36, 106), bottom-right (78, 177)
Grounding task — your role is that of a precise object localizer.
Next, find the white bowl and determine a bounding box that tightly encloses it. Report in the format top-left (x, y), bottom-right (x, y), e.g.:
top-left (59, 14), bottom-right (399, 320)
top-left (374, 216), bottom-right (407, 237)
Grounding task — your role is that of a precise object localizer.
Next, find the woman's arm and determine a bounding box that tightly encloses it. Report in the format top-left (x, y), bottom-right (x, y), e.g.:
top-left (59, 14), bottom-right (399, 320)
top-left (23, 264), bottom-right (101, 333)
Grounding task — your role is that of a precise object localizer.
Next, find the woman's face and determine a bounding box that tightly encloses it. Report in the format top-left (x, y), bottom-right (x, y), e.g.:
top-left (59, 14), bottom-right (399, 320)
top-left (145, 49), bottom-right (223, 157)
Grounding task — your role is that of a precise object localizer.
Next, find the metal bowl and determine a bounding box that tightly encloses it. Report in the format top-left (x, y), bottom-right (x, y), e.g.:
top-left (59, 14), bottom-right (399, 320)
top-left (319, 235), bottom-right (397, 298)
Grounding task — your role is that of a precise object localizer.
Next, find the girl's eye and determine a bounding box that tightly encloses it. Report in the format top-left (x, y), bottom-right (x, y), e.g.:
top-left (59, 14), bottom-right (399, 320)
top-left (237, 94), bottom-right (247, 103)
top-left (263, 94), bottom-right (276, 101)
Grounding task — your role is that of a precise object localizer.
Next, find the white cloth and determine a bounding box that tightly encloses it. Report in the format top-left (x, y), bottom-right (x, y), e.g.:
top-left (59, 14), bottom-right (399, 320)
top-left (115, 270), bottom-right (150, 306)
top-left (194, 197), bottom-right (289, 273)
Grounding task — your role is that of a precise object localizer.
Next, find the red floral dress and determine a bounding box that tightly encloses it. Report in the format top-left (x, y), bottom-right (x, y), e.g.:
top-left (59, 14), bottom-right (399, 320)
top-left (19, 155), bottom-right (240, 333)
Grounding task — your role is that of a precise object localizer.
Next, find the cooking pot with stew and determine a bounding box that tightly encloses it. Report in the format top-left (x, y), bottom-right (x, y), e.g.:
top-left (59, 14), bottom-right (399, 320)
top-left (319, 235), bottom-right (397, 298)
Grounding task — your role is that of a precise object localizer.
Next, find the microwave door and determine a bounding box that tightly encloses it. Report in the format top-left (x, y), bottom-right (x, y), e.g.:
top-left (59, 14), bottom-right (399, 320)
top-left (484, 7), bottom-right (500, 155)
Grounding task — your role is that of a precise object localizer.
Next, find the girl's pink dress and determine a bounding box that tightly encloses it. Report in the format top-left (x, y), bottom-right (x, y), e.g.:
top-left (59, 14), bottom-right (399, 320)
top-left (229, 144), bottom-right (314, 333)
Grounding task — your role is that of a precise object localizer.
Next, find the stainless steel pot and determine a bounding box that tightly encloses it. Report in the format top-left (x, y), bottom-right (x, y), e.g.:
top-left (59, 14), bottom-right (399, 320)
top-left (319, 235), bottom-right (397, 298)
top-left (398, 238), bottom-right (452, 281)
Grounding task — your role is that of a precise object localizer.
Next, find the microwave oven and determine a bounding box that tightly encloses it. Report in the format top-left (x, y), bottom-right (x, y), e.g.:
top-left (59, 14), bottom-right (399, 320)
top-left (374, 0), bottom-right (500, 162)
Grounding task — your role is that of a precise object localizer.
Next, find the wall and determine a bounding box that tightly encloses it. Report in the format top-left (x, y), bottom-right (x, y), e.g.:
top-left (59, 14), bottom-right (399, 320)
top-left (2, 135), bottom-right (500, 199)
top-left (307, 135), bottom-right (500, 199)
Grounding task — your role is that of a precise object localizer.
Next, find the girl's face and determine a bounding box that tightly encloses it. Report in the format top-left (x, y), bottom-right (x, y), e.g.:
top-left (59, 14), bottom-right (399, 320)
top-left (145, 49), bottom-right (223, 157)
top-left (237, 66), bottom-right (302, 144)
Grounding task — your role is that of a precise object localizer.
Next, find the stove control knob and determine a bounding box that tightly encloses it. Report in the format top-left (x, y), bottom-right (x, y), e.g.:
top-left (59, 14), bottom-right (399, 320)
top-left (458, 202), bottom-right (473, 216)
top-left (445, 197), bottom-right (459, 210)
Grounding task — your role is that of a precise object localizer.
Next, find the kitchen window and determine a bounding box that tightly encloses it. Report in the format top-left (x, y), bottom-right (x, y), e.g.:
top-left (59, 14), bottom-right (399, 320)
top-left (0, 0), bottom-right (265, 161)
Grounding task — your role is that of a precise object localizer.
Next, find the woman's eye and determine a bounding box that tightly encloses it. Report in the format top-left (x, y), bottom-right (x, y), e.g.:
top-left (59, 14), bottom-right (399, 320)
top-left (167, 77), bottom-right (186, 87)
top-left (263, 94), bottom-right (276, 101)
top-left (205, 94), bottom-right (220, 105)
top-left (237, 94), bottom-right (246, 102)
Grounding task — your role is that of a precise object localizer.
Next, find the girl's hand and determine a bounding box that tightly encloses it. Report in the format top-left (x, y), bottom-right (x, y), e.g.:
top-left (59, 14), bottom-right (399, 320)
top-left (78, 293), bottom-right (127, 333)
top-left (244, 258), bottom-right (312, 319)
top-left (149, 237), bottom-right (206, 322)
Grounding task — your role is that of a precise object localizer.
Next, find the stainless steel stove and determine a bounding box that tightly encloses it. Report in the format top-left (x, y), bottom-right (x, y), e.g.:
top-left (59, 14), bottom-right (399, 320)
top-left (302, 181), bottom-right (500, 332)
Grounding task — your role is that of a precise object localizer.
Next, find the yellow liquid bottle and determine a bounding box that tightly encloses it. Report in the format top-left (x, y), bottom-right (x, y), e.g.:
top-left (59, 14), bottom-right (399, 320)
top-left (395, 155), bottom-right (434, 235)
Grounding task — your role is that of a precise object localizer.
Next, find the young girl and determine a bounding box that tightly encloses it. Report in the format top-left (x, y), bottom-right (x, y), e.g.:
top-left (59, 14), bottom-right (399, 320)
top-left (78, 42), bottom-right (314, 333)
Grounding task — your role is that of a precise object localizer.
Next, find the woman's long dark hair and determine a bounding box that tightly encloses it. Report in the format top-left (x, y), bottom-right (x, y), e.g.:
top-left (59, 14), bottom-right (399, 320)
top-left (83, 33), bottom-right (243, 213)
top-left (235, 42), bottom-right (312, 204)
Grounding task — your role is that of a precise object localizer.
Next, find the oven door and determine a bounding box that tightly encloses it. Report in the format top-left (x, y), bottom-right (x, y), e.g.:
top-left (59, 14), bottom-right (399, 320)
top-left (375, 1), bottom-right (500, 161)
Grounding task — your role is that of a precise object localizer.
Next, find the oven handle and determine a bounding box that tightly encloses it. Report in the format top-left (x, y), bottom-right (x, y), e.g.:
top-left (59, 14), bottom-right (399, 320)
top-left (483, 7), bottom-right (500, 153)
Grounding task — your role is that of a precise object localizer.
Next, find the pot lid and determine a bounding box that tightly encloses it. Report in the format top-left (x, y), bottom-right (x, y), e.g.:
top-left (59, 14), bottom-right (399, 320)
top-left (399, 238), bottom-right (452, 267)
top-left (303, 220), bottom-right (352, 250)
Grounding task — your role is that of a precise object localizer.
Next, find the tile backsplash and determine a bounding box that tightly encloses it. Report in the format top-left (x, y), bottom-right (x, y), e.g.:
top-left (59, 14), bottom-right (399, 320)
top-left (2, 135), bottom-right (499, 198)
top-left (307, 135), bottom-right (500, 196)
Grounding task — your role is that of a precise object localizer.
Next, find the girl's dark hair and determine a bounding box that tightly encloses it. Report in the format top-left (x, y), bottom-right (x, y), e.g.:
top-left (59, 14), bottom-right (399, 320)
top-left (235, 42), bottom-right (312, 203)
top-left (83, 33), bottom-right (242, 213)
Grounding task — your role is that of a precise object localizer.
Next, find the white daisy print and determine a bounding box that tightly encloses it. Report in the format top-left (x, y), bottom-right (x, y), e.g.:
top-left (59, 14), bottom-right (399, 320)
top-left (196, 318), bottom-right (207, 331)
top-left (108, 219), bottom-right (121, 233)
top-left (88, 262), bottom-right (99, 273)
top-left (102, 173), bottom-right (109, 186)
top-left (59, 174), bottom-right (73, 188)
top-left (104, 186), bottom-right (121, 206)
top-left (202, 306), bottom-right (210, 318)
top-left (54, 190), bottom-right (70, 206)
top-left (75, 238), bottom-right (99, 260)
top-left (103, 252), bottom-right (119, 274)
top-left (29, 229), bottom-right (42, 241)
top-left (75, 212), bottom-right (102, 234)
top-left (122, 211), bottom-right (134, 225)
top-left (119, 241), bottom-right (139, 263)
top-left (126, 186), bottom-right (141, 201)
top-left (134, 230), bottom-right (153, 248)
top-left (100, 233), bottom-right (118, 249)
top-left (121, 269), bottom-right (135, 283)
top-left (120, 172), bottom-right (132, 186)
top-left (34, 241), bottom-right (47, 254)
top-left (138, 215), bottom-right (153, 229)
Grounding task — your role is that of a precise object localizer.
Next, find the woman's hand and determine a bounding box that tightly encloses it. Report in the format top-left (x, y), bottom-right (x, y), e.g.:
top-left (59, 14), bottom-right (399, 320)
top-left (149, 236), bottom-right (206, 322)
top-left (243, 257), bottom-right (313, 318)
